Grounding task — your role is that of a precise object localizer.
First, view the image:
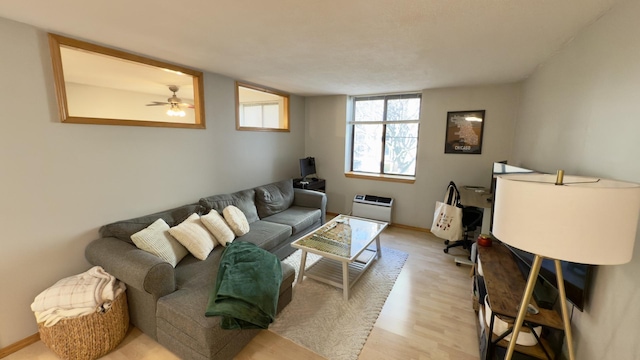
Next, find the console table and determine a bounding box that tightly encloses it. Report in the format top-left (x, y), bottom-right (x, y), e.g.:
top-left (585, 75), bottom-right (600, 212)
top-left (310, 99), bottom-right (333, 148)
top-left (475, 243), bottom-right (564, 359)
top-left (293, 178), bottom-right (326, 192)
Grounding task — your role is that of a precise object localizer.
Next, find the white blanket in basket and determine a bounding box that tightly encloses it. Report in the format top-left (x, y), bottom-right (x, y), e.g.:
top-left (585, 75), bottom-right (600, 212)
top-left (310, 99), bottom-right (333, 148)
top-left (31, 266), bottom-right (125, 326)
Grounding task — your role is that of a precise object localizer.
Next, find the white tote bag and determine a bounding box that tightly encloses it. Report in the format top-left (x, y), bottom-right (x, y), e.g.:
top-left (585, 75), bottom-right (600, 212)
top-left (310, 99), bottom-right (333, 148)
top-left (430, 182), bottom-right (463, 241)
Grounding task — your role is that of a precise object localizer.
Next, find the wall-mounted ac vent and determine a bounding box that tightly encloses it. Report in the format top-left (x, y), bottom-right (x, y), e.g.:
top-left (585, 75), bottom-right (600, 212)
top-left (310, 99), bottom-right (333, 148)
top-left (352, 194), bottom-right (394, 223)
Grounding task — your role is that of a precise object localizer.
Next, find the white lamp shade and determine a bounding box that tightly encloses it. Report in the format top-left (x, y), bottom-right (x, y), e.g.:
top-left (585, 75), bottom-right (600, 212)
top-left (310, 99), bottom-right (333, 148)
top-left (492, 173), bottom-right (640, 265)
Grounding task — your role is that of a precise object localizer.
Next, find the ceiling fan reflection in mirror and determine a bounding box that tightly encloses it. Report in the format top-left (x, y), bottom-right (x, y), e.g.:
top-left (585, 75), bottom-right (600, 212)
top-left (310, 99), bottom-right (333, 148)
top-left (146, 85), bottom-right (194, 117)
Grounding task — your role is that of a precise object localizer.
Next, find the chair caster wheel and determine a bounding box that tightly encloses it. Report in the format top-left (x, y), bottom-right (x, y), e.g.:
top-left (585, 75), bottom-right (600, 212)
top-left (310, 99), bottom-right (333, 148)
top-left (456, 262), bottom-right (461, 266)
top-left (443, 248), bottom-right (449, 254)
top-left (444, 240), bottom-right (450, 245)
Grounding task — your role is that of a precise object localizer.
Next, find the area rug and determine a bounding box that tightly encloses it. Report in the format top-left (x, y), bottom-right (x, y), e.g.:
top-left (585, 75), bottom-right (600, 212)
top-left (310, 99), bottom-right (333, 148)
top-left (269, 247), bottom-right (408, 360)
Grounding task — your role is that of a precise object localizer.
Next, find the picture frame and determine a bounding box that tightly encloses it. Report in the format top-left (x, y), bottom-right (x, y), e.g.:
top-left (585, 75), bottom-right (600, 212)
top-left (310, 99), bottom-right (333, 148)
top-left (444, 110), bottom-right (485, 154)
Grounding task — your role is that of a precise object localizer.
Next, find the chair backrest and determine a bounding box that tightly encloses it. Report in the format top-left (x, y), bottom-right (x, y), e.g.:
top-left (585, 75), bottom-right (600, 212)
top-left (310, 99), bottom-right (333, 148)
top-left (462, 206), bottom-right (483, 229)
top-left (444, 181), bottom-right (462, 208)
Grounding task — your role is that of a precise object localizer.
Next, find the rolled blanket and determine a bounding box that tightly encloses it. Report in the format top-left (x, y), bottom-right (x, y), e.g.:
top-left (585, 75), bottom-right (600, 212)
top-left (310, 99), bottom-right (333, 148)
top-left (205, 242), bottom-right (282, 329)
top-left (31, 266), bottom-right (126, 326)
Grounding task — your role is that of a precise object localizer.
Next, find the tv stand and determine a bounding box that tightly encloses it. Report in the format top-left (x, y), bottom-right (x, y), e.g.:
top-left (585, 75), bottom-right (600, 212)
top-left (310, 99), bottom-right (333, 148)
top-left (474, 243), bottom-right (565, 359)
top-left (293, 178), bottom-right (325, 192)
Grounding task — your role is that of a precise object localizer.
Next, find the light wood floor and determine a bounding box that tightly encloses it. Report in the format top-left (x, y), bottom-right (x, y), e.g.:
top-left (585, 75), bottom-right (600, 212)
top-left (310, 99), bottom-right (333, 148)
top-left (5, 227), bottom-right (480, 360)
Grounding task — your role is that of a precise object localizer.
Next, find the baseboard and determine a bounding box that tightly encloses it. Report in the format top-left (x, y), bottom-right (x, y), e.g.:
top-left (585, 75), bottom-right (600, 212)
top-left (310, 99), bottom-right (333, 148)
top-left (326, 211), bottom-right (430, 233)
top-left (0, 333), bottom-right (40, 358)
top-left (389, 223), bottom-right (430, 233)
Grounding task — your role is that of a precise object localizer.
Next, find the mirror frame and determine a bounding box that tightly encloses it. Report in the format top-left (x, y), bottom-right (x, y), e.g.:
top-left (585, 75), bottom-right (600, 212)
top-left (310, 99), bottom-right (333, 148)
top-left (235, 82), bottom-right (290, 132)
top-left (48, 33), bottom-right (206, 128)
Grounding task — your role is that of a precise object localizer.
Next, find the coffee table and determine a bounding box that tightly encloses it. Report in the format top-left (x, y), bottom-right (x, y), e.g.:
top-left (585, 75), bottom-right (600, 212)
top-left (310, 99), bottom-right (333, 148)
top-left (291, 214), bottom-right (388, 300)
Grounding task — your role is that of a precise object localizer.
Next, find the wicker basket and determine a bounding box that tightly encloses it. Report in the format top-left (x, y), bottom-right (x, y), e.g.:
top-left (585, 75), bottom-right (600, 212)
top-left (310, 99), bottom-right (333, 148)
top-left (38, 292), bottom-right (129, 360)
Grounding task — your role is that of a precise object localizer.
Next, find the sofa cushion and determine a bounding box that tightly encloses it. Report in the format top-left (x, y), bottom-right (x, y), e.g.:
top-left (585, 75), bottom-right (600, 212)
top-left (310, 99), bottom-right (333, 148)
top-left (261, 206), bottom-right (322, 235)
top-left (235, 220), bottom-right (292, 251)
top-left (254, 179), bottom-right (295, 218)
top-left (199, 189), bottom-right (259, 224)
top-left (201, 210), bottom-right (235, 247)
top-left (157, 262), bottom-right (295, 357)
top-left (169, 214), bottom-right (218, 260)
top-left (174, 248), bottom-right (224, 289)
top-left (100, 204), bottom-right (204, 244)
top-left (130, 218), bottom-right (189, 267)
top-left (223, 206), bottom-right (250, 237)
top-left (157, 286), bottom-right (248, 358)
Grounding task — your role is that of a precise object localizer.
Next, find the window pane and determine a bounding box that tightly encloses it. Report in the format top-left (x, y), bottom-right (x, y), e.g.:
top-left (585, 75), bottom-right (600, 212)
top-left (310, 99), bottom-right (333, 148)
top-left (386, 98), bottom-right (421, 121)
top-left (384, 123), bottom-right (419, 175)
top-left (263, 104), bottom-right (280, 128)
top-left (352, 124), bottom-right (383, 173)
top-left (241, 104), bottom-right (262, 127)
top-left (354, 99), bottom-right (384, 122)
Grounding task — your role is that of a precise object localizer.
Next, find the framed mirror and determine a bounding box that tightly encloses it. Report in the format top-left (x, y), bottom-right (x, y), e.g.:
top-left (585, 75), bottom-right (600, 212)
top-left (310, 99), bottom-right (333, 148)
top-left (48, 33), bottom-right (205, 128)
top-left (236, 82), bottom-right (289, 132)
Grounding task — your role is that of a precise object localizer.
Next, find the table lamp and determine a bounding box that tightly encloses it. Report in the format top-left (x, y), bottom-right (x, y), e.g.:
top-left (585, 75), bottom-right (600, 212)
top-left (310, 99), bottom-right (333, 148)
top-left (492, 170), bottom-right (640, 360)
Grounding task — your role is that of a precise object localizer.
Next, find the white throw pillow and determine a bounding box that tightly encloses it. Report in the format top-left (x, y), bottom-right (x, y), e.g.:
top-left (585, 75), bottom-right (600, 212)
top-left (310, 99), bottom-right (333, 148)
top-left (223, 205), bottom-right (250, 236)
top-left (130, 218), bottom-right (188, 267)
top-left (201, 210), bottom-right (236, 247)
top-left (168, 213), bottom-right (218, 260)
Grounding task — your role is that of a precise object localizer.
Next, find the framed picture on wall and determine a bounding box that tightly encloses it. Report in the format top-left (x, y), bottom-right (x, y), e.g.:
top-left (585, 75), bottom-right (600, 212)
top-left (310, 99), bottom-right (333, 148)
top-left (444, 110), bottom-right (485, 154)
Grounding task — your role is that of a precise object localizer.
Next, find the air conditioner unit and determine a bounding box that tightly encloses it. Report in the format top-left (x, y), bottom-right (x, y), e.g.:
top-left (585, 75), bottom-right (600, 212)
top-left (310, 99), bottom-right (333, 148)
top-left (352, 194), bottom-right (394, 223)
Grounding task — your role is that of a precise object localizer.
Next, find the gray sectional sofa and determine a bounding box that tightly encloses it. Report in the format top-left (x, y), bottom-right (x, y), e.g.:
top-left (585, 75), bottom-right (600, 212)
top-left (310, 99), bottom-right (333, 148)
top-left (85, 179), bottom-right (326, 360)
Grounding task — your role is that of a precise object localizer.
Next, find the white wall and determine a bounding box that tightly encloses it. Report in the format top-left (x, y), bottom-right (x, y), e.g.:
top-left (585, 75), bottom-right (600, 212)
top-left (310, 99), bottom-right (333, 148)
top-left (305, 84), bottom-right (519, 228)
top-left (0, 17), bottom-right (305, 347)
top-left (512, 0), bottom-right (640, 358)
top-left (66, 83), bottom-right (196, 123)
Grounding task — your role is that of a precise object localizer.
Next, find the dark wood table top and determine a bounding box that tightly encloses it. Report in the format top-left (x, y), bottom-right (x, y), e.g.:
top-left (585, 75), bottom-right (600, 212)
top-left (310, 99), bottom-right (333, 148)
top-left (478, 243), bottom-right (564, 330)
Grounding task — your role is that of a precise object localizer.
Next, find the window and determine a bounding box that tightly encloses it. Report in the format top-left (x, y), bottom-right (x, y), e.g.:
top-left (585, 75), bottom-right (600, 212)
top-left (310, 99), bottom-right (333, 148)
top-left (349, 93), bottom-right (421, 177)
top-left (239, 102), bottom-right (280, 128)
top-left (49, 33), bottom-right (206, 128)
top-left (236, 82), bottom-right (289, 131)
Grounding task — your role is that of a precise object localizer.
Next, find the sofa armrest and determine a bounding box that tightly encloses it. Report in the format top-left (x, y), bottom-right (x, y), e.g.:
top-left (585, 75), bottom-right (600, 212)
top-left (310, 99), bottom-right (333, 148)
top-left (85, 237), bottom-right (176, 300)
top-left (293, 188), bottom-right (327, 224)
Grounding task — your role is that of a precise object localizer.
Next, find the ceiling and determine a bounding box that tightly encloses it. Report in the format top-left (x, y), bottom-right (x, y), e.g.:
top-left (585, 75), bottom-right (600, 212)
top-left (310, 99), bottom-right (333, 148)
top-left (59, 45), bottom-right (196, 98)
top-left (0, 0), bottom-right (620, 96)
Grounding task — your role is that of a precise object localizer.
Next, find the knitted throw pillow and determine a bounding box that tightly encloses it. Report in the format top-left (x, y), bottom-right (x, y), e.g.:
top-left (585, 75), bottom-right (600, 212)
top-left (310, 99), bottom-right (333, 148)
top-left (222, 206), bottom-right (250, 236)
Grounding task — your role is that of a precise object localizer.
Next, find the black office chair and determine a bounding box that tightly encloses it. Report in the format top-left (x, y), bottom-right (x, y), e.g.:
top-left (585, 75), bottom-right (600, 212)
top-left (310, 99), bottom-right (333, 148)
top-left (443, 206), bottom-right (483, 254)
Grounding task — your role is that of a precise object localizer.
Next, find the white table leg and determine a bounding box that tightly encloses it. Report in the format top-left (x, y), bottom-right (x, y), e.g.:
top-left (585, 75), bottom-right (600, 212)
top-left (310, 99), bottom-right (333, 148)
top-left (376, 235), bottom-right (382, 258)
top-left (298, 250), bottom-right (308, 284)
top-left (342, 261), bottom-right (349, 301)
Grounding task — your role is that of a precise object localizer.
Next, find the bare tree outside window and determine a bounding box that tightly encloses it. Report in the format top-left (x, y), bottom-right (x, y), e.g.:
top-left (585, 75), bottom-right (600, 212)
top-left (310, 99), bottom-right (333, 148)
top-left (350, 94), bottom-right (421, 176)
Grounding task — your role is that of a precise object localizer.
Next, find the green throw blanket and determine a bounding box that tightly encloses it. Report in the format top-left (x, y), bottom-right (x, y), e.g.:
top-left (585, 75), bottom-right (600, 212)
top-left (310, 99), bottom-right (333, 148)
top-left (205, 241), bottom-right (282, 329)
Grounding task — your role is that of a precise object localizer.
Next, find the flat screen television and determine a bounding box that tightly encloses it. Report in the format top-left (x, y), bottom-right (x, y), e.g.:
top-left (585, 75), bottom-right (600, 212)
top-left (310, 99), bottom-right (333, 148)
top-left (490, 162), bottom-right (593, 311)
top-left (299, 157), bottom-right (316, 180)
